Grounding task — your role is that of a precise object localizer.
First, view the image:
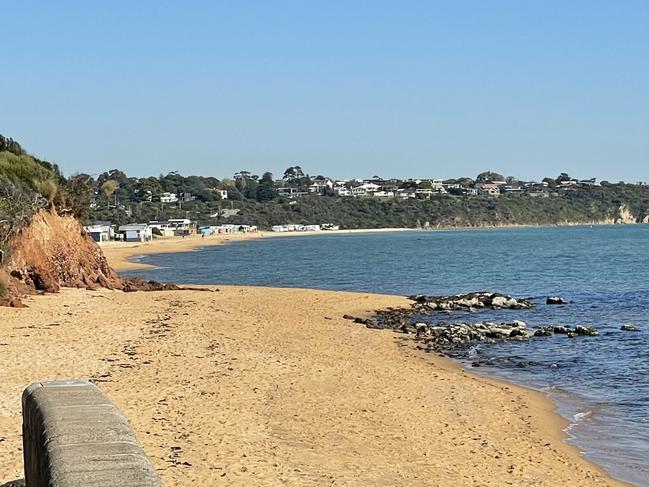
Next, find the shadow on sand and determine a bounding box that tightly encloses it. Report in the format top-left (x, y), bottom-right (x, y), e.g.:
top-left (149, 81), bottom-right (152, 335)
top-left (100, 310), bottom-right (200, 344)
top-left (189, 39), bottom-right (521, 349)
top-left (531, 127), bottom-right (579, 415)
top-left (0, 480), bottom-right (25, 487)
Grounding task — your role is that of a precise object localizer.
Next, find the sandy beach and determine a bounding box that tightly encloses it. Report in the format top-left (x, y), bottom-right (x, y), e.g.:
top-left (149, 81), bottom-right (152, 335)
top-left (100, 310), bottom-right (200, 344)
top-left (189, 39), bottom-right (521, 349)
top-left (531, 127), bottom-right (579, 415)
top-left (0, 282), bottom-right (627, 485)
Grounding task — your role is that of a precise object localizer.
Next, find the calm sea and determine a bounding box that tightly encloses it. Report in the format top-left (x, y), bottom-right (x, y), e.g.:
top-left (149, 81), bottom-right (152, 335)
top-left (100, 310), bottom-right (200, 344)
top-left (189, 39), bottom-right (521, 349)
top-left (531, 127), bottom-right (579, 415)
top-left (125, 226), bottom-right (649, 486)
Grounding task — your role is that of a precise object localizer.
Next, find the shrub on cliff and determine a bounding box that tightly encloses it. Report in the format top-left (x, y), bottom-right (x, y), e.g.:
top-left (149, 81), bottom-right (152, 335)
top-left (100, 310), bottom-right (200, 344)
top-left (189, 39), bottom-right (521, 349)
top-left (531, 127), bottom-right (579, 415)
top-left (0, 133), bottom-right (96, 238)
top-left (0, 151), bottom-right (56, 188)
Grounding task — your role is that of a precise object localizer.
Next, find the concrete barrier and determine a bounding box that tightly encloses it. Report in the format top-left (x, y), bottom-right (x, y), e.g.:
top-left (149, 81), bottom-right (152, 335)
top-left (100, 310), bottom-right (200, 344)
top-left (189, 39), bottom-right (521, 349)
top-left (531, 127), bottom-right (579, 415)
top-left (22, 380), bottom-right (161, 487)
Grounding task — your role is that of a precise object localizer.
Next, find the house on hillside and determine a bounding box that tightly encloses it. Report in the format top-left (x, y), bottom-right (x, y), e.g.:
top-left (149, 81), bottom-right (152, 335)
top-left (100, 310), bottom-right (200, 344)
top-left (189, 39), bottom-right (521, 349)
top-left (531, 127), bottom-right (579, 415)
top-left (118, 224), bottom-right (153, 242)
top-left (476, 182), bottom-right (501, 196)
top-left (309, 178), bottom-right (334, 194)
top-left (372, 190), bottom-right (395, 198)
top-left (395, 189), bottom-right (416, 199)
top-left (160, 192), bottom-right (179, 203)
top-left (360, 182), bottom-right (381, 192)
top-left (278, 187), bottom-right (299, 198)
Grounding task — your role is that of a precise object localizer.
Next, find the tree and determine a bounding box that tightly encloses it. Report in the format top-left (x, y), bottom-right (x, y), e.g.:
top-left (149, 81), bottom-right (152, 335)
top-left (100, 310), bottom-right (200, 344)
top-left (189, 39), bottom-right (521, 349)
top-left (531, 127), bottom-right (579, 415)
top-left (505, 176), bottom-right (519, 185)
top-left (476, 171), bottom-right (505, 182)
top-left (455, 177), bottom-right (474, 187)
top-left (542, 177), bottom-right (557, 188)
top-left (0, 134), bottom-right (25, 156)
top-left (63, 173), bottom-right (94, 219)
top-left (256, 172), bottom-right (277, 202)
top-left (235, 171), bottom-right (259, 199)
top-left (101, 180), bottom-right (119, 209)
top-left (283, 166), bottom-right (305, 181)
top-left (97, 169), bottom-right (128, 187)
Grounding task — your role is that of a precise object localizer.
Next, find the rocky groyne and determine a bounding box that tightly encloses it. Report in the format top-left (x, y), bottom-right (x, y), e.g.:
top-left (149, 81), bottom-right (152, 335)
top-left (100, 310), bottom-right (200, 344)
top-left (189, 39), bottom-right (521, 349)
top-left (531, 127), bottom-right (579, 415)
top-left (344, 292), bottom-right (601, 366)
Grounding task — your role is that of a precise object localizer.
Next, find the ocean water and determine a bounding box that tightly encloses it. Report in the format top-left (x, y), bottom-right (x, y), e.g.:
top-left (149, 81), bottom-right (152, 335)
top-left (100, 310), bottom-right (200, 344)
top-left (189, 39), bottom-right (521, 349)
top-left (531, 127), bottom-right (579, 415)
top-left (125, 226), bottom-right (649, 486)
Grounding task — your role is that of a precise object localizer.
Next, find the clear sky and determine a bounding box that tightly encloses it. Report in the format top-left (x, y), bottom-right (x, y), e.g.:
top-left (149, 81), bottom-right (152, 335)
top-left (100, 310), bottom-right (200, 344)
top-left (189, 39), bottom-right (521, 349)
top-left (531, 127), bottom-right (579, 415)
top-left (2, 1), bottom-right (647, 182)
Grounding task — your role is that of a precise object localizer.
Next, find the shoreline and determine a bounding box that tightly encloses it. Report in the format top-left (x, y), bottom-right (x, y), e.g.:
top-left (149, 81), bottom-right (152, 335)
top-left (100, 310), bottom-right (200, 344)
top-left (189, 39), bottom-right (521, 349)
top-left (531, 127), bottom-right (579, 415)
top-left (102, 222), bottom-right (625, 272)
top-left (101, 228), bottom-right (415, 271)
top-left (100, 228), bottom-right (638, 485)
top-left (0, 286), bottom-right (628, 485)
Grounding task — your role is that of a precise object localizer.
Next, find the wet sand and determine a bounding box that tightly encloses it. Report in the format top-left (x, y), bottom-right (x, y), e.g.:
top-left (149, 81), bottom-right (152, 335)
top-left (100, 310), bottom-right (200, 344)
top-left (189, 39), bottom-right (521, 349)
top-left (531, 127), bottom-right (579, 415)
top-left (0, 286), bottom-right (627, 486)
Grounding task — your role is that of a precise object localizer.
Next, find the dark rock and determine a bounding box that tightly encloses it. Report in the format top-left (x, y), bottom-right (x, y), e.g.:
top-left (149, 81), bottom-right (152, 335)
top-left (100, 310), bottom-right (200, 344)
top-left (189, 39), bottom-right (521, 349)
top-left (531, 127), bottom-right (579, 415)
top-left (621, 324), bottom-right (640, 332)
top-left (121, 277), bottom-right (180, 292)
top-left (364, 319), bottom-right (382, 329)
top-left (553, 326), bottom-right (571, 334)
top-left (509, 328), bottom-right (527, 338)
top-left (575, 325), bottom-right (598, 336)
top-left (546, 296), bottom-right (567, 305)
top-left (534, 327), bottom-right (553, 337)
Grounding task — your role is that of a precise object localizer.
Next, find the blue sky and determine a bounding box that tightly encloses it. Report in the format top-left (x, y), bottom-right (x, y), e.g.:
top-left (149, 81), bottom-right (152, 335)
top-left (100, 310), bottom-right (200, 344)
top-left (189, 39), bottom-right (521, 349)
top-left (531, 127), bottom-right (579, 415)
top-left (2, 1), bottom-right (647, 182)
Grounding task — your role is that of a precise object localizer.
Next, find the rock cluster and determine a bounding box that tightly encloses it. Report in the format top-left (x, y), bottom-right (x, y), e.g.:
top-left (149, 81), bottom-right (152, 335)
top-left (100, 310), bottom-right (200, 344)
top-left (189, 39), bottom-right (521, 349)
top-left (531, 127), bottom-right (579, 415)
top-left (534, 325), bottom-right (598, 338)
top-left (408, 320), bottom-right (533, 353)
top-left (546, 296), bottom-right (567, 305)
top-left (408, 292), bottom-right (534, 312)
top-left (343, 290), bottom-right (601, 361)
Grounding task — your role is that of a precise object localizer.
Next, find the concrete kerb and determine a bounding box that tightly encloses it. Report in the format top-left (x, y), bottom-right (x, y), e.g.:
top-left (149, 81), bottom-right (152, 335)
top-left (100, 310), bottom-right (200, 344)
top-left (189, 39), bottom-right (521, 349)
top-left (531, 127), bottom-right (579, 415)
top-left (22, 380), bottom-right (161, 487)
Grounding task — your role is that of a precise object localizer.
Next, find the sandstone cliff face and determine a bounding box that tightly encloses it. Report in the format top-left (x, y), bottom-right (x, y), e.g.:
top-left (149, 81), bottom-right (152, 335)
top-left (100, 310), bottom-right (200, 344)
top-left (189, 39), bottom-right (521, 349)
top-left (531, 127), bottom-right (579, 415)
top-left (3, 209), bottom-right (121, 299)
top-left (614, 204), bottom-right (637, 224)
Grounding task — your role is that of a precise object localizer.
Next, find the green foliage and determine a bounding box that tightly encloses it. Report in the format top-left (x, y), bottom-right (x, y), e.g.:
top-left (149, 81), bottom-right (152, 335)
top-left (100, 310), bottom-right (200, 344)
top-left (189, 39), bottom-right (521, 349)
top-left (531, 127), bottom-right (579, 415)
top-left (0, 134), bottom-right (25, 156)
top-left (214, 187), bottom-right (649, 230)
top-left (256, 172), bottom-right (277, 202)
top-left (61, 173), bottom-right (94, 220)
top-left (0, 151), bottom-right (56, 189)
top-left (0, 135), bottom-right (96, 252)
top-left (101, 179), bottom-right (119, 198)
top-left (477, 171), bottom-right (505, 182)
top-left (33, 178), bottom-right (59, 206)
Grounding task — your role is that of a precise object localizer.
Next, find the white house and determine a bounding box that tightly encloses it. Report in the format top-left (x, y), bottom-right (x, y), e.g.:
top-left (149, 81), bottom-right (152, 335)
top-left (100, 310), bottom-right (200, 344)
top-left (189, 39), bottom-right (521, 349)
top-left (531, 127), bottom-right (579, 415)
top-left (309, 179), bottom-right (334, 193)
top-left (395, 189), bottom-right (416, 199)
top-left (334, 186), bottom-right (352, 197)
top-left (278, 187), bottom-right (299, 198)
top-left (148, 220), bottom-right (175, 237)
top-left (160, 192), bottom-right (179, 203)
top-left (84, 223), bottom-right (113, 242)
top-left (119, 224), bottom-right (153, 242)
top-left (168, 218), bottom-right (194, 235)
top-left (360, 182), bottom-right (381, 192)
top-left (218, 189), bottom-right (228, 199)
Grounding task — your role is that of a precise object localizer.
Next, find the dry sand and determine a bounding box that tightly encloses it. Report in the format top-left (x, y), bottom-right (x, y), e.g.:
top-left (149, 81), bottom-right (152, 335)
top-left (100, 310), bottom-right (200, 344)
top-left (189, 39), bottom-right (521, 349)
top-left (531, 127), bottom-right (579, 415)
top-left (0, 285), bottom-right (627, 486)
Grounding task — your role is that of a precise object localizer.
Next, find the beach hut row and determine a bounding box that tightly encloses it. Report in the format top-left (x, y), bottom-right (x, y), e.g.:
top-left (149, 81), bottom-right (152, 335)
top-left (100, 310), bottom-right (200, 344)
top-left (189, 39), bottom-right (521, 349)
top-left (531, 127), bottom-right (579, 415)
top-left (271, 223), bottom-right (339, 232)
top-left (198, 224), bottom-right (258, 235)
